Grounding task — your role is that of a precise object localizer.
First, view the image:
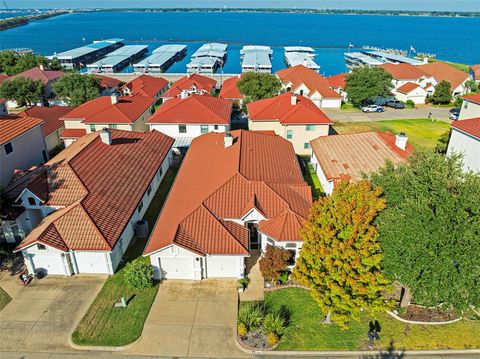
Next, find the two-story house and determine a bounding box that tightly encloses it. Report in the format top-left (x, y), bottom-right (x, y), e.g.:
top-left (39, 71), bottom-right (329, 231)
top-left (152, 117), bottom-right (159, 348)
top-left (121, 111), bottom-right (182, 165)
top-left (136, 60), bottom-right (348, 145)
top-left (121, 74), bottom-right (169, 104)
top-left (93, 74), bottom-right (124, 96)
top-left (60, 94), bottom-right (155, 147)
top-left (162, 74), bottom-right (217, 101)
top-left (144, 130), bottom-right (312, 280)
top-left (247, 92), bottom-right (333, 155)
top-left (459, 93), bottom-right (480, 120)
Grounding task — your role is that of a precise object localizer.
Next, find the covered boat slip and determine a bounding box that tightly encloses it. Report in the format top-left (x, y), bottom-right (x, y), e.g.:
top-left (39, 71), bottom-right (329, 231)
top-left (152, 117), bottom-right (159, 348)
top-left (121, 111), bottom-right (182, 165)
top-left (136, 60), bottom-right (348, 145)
top-left (133, 44), bottom-right (187, 73)
top-left (187, 43), bottom-right (228, 74)
top-left (87, 45), bottom-right (149, 73)
top-left (284, 52), bottom-right (320, 71)
top-left (241, 45), bottom-right (273, 73)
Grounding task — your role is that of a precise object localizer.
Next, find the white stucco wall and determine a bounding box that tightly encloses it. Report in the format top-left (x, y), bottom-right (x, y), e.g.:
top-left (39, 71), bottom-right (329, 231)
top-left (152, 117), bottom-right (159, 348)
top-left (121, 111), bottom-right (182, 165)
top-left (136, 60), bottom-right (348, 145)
top-left (447, 129), bottom-right (480, 172)
top-left (149, 123), bottom-right (228, 139)
top-left (311, 152), bottom-right (334, 195)
top-left (459, 100), bottom-right (480, 121)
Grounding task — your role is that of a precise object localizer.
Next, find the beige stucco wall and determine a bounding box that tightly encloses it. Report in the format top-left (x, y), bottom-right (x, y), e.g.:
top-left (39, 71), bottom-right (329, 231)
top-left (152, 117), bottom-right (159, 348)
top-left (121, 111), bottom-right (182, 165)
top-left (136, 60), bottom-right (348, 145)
top-left (459, 100), bottom-right (480, 120)
top-left (45, 128), bottom-right (63, 152)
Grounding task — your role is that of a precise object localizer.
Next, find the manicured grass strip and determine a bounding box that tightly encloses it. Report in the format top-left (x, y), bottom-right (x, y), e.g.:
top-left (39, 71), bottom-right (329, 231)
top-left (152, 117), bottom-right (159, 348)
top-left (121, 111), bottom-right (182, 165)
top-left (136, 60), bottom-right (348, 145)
top-left (340, 102), bottom-right (360, 112)
top-left (72, 258), bottom-right (158, 346)
top-left (333, 118), bottom-right (450, 150)
top-left (0, 286), bottom-right (12, 311)
top-left (266, 288), bottom-right (480, 351)
top-left (303, 163), bottom-right (324, 200)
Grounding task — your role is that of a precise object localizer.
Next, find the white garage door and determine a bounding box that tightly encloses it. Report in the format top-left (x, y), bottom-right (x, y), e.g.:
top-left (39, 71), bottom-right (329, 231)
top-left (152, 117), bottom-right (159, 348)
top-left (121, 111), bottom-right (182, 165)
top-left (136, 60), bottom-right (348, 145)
top-left (159, 257), bottom-right (194, 279)
top-left (75, 252), bottom-right (109, 274)
top-left (31, 252), bottom-right (65, 275)
top-left (206, 256), bottom-right (239, 278)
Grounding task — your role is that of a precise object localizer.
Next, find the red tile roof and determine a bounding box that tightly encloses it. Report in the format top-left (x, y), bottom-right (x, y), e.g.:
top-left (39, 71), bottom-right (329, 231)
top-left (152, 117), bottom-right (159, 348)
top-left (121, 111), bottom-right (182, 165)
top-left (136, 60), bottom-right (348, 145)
top-left (60, 128), bottom-right (87, 138)
top-left (20, 106), bottom-right (72, 137)
top-left (16, 130), bottom-right (174, 252)
top-left (93, 74), bottom-right (123, 90)
top-left (163, 74), bottom-right (217, 98)
top-left (380, 63), bottom-right (430, 80)
top-left (144, 130), bottom-right (312, 255)
top-left (397, 82), bottom-right (423, 94)
top-left (147, 94), bottom-right (232, 125)
top-left (0, 98), bottom-right (7, 104)
top-left (451, 118), bottom-right (480, 139)
top-left (277, 65), bottom-right (342, 99)
top-left (219, 76), bottom-right (243, 100)
top-left (0, 115), bottom-right (44, 145)
top-left (122, 74), bottom-right (168, 98)
top-left (327, 73), bottom-right (346, 90)
top-left (310, 132), bottom-right (413, 183)
top-left (62, 95), bottom-right (155, 124)
top-left (418, 62), bottom-right (469, 90)
top-left (0, 74), bottom-right (9, 84)
top-left (463, 93), bottom-right (480, 105)
top-left (11, 67), bottom-right (64, 85)
top-left (248, 92), bottom-right (333, 125)
top-left (470, 65), bottom-right (480, 80)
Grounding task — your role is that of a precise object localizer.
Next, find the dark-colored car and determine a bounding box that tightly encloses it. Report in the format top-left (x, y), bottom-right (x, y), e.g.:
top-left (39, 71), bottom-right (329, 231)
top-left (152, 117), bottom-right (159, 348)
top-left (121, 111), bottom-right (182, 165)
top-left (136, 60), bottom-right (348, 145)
top-left (449, 108), bottom-right (460, 115)
top-left (386, 100), bottom-right (405, 109)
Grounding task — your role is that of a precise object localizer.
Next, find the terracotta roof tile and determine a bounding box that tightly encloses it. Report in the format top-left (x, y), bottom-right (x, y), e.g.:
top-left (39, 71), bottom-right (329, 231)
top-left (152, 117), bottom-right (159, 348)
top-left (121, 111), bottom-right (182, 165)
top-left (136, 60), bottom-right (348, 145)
top-left (380, 63), bottom-right (430, 80)
top-left (122, 75), bottom-right (168, 98)
top-left (219, 76), bottom-right (243, 100)
top-left (418, 62), bottom-right (469, 90)
top-left (11, 67), bottom-right (64, 85)
top-left (21, 106), bottom-right (72, 137)
top-left (470, 65), bottom-right (480, 80)
top-left (163, 74), bottom-right (216, 98)
top-left (258, 210), bottom-right (305, 241)
top-left (327, 73), bottom-right (346, 90)
top-left (93, 74), bottom-right (123, 89)
top-left (397, 82), bottom-right (422, 94)
top-left (0, 115), bottom-right (44, 145)
top-left (451, 117), bottom-right (480, 139)
top-left (463, 93), bottom-right (480, 105)
top-left (60, 128), bottom-right (87, 138)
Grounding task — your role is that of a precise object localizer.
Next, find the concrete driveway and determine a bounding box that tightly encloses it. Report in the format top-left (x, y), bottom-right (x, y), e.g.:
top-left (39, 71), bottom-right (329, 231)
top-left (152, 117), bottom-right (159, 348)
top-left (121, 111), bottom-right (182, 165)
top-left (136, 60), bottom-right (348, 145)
top-left (0, 274), bottom-right (105, 353)
top-left (125, 279), bottom-right (249, 358)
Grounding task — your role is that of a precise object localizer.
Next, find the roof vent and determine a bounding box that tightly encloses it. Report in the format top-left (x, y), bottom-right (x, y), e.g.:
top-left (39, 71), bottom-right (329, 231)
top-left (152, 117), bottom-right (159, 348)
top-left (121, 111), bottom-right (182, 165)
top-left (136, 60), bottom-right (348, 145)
top-left (100, 128), bottom-right (112, 145)
top-left (111, 94), bottom-right (118, 105)
top-left (224, 131), bottom-right (233, 148)
top-left (180, 89), bottom-right (189, 99)
top-left (395, 132), bottom-right (408, 151)
top-left (291, 93), bottom-right (297, 106)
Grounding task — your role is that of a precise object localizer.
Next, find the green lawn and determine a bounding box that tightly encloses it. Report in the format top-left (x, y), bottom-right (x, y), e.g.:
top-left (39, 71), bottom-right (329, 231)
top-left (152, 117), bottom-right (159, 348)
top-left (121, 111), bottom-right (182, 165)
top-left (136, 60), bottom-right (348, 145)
top-left (72, 167), bottom-right (178, 346)
top-left (0, 286), bottom-right (11, 311)
top-left (340, 102), bottom-right (360, 112)
top-left (303, 163), bottom-right (324, 200)
top-left (266, 288), bottom-right (480, 351)
top-left (333, 119), bottom-right (450, 150)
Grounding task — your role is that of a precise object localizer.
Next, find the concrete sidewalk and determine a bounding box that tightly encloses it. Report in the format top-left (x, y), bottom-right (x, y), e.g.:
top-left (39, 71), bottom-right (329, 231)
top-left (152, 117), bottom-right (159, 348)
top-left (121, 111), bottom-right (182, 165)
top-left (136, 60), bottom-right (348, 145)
top-left (324, 106), bottom-right (451, 122)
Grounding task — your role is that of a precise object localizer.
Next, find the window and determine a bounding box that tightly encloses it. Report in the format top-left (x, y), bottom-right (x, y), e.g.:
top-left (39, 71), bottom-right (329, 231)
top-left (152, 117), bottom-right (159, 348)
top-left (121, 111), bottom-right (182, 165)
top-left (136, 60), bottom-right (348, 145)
top-left (37, 243), bottom-right (46, 250)
top-left (178, 124), bottom-right (187, 133)
top-left (42, 149), bottom-right (48, 162)
top-left (89, 124), bottom-right (96, 132)
top-left (304, 142), bottom-right (311, 150)
top-left (201, 125), bottom-right (209, 134)
top-left (109, 124), bottom-right (118, 129)
top-left (306, 124), bottom-right (316, 131)
top-left (286, 130), bottom-right (293, 139)
top-left (156, 166), bottom-right (163, 179)
top-left (285, 243), bottom-right (297, 248)
top-left (299, 89), bottom-right (304, 96)
top-left (4, 142), bottom-right (13, 155)
top-left (28, 197), bottom-right (36, 206)
top-left (463, 101), bottom-right (469, 109)
top-left (137, 200), bottom-right (144, 214)
top-left (214, 125), bottom-right (219, 130)
top-left (147, 184), bottom-right (152, 196)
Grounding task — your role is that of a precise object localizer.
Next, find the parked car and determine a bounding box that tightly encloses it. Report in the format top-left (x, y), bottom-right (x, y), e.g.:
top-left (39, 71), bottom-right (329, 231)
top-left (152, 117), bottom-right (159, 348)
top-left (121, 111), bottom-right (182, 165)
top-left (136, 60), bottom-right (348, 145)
top-left (386, 100), bottom-right (405, 109)
top-left (362, 105), bottom-right (385, 113)
top-left (449, 112), bottom-right (459, 121)
top-left (449, 108), bottom-right (460, 115)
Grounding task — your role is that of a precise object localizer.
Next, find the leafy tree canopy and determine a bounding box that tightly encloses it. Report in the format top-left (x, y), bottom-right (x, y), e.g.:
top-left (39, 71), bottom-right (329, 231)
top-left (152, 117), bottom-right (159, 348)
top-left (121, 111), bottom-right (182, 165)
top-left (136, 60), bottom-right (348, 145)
top-left (237, 72), bottom-right (282, 102)
top-left (53, 73), bottom-right (101, 107)
top-left (431, 80), bottom-right (452, 104)
top-left (292, 180), bottom-right (392, 328)
top-left (345, 66), bottom-right (393, 105)
top-left (0, 51), bottom-right (62, 75)
top-left (0, 77), bottom-right (43, 107)
top-left (370, 151), bottom-right (480, 310)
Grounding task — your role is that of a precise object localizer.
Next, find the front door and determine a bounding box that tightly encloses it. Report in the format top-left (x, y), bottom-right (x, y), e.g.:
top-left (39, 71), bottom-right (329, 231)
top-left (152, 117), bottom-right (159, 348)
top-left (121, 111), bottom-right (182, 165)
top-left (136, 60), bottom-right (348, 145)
top-left (247, 222), bottom-right (260, 250)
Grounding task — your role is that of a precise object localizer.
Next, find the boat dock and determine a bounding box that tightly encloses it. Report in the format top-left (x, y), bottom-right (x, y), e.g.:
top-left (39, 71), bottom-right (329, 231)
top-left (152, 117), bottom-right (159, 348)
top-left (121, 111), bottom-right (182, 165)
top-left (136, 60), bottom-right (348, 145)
top-left (241, 45), bottom-right (273, 73)
top-left (133, 44), bottom-right (187, 73)
top-left (366, 50), bottom-right (425, 65)
top-left (284, 46), bottom-right (320, 71)
top-left (86, 45), bottom-right (148, 73)
top-left (345, 52), bottom-right (385, 68)
top-left (48, 38), bottom-right (124, 70)
top-left (345, 50), bottom-right (425, 69)
top-left (187, 43), bottom-right (227, 74)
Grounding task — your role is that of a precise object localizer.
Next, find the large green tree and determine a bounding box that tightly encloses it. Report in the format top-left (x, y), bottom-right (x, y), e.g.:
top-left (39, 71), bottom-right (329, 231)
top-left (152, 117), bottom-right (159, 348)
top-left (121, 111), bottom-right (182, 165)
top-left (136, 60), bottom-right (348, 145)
top-left (292, 180), bottom-right (392, 328)
top-left (53, 73), bottom-right (101, 107)
top-left (0, 50), bottom-right (63, 75)
top-left (0, 77), bottom-right (43, 106)
top-left (431, 80), bottom-right (452, 104)
top-left (237, 72), bottom-right (282, 102)
top-left (370, 151), bottom-right (480, 311)
top-left (345, 66), bottom-right (393, 105)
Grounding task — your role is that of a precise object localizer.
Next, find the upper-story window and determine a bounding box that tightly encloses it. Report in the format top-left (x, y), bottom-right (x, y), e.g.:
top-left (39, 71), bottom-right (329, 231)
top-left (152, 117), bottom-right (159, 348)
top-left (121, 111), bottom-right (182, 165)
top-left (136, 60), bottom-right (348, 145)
top-left (201, 125), bottom-right (209, 134)
top-left (37, 243), bottom-right (46, 250)
top-left (89, 124), bottom-right (96, 132)
top-left (214, 125), bottom-right (219, 131)
top-left (179, 124), bottom-right (187, 133)
top-left (306, 124), bottom-right (316, 131)
top-left (28, 197), bottom-right (36, 206)
top-left (147, 184), bottom-right (152, 196)
top-left (463, 101), bottom-right (469, 109)
top-left (286, 130), bottom-right (293, 139)
top-left (304, 142), bottom-right (311, 150)
top-left (137, 200), bottom-right (144, 214)
top-left (109, 124), bottom-right (118, 129)
top-left (4, 142), bottom-right (13, 155)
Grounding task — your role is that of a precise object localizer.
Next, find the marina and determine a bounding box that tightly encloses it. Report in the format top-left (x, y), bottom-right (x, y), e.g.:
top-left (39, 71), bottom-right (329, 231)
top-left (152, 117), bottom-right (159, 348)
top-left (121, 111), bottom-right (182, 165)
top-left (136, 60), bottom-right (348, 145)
top-left (133, 44), bottom-right (187, 73)
top-left (241, 45), bottom-right (273, 73)
top-left (284, 46), bottom-right (320, 72)
top-left (48, 38), bottom-right (124, 70)
top-left (86, 45), bottom-right (148, 73)
top-left (187, 43), bottom-right (227, 74)
top-left (345, 49), bottom-right (426, 69)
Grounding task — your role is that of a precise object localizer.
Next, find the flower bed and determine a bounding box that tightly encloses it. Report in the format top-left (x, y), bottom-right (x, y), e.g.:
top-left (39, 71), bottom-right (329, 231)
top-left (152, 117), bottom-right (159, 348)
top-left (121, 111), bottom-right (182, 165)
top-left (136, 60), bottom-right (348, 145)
top-left (396, 304), bottom-right (460, 323)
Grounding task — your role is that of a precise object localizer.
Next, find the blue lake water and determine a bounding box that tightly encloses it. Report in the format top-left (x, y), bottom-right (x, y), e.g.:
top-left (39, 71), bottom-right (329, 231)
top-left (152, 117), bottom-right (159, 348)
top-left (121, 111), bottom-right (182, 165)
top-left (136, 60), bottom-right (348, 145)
top-left (1, 11), bottom-right (479, 76)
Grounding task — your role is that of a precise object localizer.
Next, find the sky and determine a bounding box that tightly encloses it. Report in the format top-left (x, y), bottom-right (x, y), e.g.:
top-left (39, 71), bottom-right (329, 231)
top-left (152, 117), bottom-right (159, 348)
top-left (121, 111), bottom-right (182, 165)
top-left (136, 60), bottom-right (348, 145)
top-left (6, 1), bottom-right (480, 12)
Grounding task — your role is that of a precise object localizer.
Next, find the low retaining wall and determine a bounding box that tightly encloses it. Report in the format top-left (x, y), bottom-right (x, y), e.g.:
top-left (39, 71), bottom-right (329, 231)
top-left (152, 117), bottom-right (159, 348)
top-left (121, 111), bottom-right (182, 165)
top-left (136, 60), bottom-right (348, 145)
top-left (387, 310), bottom-right (462, 325)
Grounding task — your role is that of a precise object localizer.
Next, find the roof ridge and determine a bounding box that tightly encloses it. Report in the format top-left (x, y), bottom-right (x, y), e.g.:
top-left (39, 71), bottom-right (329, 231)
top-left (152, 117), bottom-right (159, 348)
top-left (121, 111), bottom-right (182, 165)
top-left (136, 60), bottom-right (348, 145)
top-left (193, 95), bottom-right (225, 121)
top-left (78, 202), bottom-right (112, 250)
top-left (220, 219), bottom-right (250, 253)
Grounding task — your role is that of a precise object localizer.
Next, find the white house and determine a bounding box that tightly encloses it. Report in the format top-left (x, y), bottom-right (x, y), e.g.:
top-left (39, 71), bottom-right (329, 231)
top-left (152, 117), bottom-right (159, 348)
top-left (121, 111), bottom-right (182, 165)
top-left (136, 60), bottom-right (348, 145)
top-left (394, 82), bottom-right (429, 104)
top-left (310, 131), bottom-right (412, 195)
top-left (11, 129), bottom-right (174, 276)
top-left (459, 93), bottom-right (480, 121)
top-left (162, 74), bottom-right (217, 101)
top-left (121, 74), bottom-right (168, 104)
top-left (144, 130), bottom-right (312, 280)
top-left (447, 118), bottom-right (480, 172)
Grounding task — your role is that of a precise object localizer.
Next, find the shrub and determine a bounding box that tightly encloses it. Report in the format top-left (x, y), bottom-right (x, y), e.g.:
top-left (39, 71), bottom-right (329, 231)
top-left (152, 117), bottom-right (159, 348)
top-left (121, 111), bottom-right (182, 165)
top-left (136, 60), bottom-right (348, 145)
top-left (123, 258), bottom-right (154, 289)
top-left (237, 322), bottom-right (248, 337)
top-left (238, 301), bottom-right (265, 331)
top-left (238, 277), bottom-right (250, 289)
top-left (405, 99), bottom-right (415, 108)
top-left (266, 332), bottom-right (279, 347)
top-left (263, 311), bottom-right (286, 336)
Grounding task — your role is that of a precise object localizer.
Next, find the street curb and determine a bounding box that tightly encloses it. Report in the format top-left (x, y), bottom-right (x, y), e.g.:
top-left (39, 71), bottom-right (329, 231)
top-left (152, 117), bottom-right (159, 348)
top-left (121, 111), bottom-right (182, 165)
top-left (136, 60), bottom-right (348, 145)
top-left (250, 349), bottom-right (480, 356)
top-left (68, 333), bottom-right (142, 352)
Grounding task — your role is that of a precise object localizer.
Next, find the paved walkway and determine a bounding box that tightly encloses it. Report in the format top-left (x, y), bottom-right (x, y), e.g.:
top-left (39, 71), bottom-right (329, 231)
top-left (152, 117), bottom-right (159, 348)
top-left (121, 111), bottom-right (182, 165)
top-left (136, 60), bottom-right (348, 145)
top-left (324, 106), bottom-right (451, 122)
top-left (124, 279), bottom-right (249, 358)
top-left (240, 252), bottom-right (264, 302)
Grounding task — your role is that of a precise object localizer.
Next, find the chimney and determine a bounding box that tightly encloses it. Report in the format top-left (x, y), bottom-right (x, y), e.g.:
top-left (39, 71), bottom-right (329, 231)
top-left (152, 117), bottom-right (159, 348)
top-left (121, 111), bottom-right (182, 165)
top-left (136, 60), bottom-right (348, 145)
top-left (110, 94), bottom-right (118, 105)
top-left (291, 93), bottom-right (297, 106)
top-left (237, 74), bottom-right (241, 79)
top-left (100, 128), bottom-right (112, 145)
top-left (224, 131), bottom-right (233, 148)
top-left (395, 132), bottom-right (408, 151)
top-left (187, 73), bottom-right (191, 78)
top-left (180, 90), bottom-right (188, 99)
top-left (39, 63), bottom-right (45, 71)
